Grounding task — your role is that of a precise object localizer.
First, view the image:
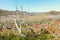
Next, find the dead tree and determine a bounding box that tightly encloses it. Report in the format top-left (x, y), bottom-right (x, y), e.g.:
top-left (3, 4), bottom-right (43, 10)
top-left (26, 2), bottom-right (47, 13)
top-left (13, 1), bottom-right (25, 37)
top-left (14, 19), bottom-right (25, 37)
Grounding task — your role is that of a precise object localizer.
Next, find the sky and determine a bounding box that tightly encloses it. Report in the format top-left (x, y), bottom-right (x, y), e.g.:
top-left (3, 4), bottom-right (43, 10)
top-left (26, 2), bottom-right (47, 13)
top-left (0, 0), bottom-right (60, 12)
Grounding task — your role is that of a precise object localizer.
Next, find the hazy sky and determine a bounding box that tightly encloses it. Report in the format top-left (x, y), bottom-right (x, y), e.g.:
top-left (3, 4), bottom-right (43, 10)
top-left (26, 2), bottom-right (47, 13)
top-left (0, 0), bottom-right (60, 12)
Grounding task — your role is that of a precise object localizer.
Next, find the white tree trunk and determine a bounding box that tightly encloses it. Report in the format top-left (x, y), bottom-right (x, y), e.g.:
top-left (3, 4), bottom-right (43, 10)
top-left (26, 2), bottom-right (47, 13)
top-left (14, 19), bottom-right (25, 37)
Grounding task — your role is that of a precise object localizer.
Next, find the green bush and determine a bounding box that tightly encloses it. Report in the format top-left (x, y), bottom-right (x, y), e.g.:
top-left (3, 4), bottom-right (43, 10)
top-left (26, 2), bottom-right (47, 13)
top-left (0, 30), bottom-right (54, 40)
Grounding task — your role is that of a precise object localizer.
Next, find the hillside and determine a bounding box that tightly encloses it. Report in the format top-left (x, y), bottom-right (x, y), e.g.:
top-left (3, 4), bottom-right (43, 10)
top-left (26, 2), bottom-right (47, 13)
top-left (44, 11), bottom-right (60, 15)
top-left (0, 9), bottom-right (27, 16)
top-left (0, 9), bottom-right (60, 16)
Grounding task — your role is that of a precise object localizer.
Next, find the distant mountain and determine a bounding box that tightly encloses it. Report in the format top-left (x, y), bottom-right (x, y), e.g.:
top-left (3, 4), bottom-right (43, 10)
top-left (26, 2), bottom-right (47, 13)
top-left (0, 9), bottom-right (27, 16)
top-left (44, 11), bottom-right (60, 15)
top-left (0, 9), bottom-right (60, 16)
top-left (28, 11), bottom-right (60, 15)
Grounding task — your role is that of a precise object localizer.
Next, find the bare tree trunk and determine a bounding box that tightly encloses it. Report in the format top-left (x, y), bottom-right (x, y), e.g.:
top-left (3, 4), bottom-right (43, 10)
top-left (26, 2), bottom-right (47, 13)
top-left (14, 19), bottom-right (25, 37)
